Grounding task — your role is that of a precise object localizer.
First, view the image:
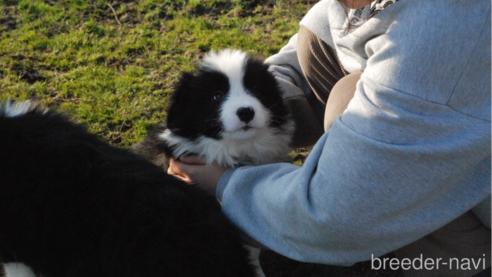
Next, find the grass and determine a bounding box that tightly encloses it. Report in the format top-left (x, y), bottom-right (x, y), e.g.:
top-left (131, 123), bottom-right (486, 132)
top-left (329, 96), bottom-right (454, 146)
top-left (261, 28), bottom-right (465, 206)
top-left (0, 1), bottom-right (404, 276)
top-left (0, 0), bottom-right (313, 146)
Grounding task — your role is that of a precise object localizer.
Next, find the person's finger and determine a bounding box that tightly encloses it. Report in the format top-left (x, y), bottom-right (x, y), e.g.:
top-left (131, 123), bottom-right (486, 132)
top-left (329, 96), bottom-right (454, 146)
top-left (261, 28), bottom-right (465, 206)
top-left (179, 154), bottom-right (206, 165)
top-left (168, 158), bottom-right (194, 184)
top-left (167, 158), bottom-right (178, 175)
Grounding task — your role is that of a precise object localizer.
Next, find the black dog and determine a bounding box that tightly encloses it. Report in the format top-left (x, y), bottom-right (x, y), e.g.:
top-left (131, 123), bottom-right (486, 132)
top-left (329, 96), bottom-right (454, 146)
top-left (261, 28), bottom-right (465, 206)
top-left (0, 100), bottom-right (256, 277)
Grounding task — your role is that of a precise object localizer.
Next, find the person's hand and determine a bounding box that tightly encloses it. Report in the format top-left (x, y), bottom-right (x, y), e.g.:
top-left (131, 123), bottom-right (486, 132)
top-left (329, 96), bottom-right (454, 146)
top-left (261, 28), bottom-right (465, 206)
top-left (167, 155), bottom-right (228, 196)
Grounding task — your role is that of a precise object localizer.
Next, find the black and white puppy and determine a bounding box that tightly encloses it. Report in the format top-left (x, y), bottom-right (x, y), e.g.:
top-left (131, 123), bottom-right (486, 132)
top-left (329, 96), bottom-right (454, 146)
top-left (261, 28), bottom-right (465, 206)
top-left (134, 49), bottom-right (295, 168)
top-left (0, 100), bottom-right (257, 277)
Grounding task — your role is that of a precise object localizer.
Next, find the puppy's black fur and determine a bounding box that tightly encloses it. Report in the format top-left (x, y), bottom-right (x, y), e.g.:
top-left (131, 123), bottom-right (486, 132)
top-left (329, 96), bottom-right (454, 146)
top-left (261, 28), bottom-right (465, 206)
top-left (0, 102), bottom-right (256, 277)
top-left (131, 122), bottom-right (173, 170)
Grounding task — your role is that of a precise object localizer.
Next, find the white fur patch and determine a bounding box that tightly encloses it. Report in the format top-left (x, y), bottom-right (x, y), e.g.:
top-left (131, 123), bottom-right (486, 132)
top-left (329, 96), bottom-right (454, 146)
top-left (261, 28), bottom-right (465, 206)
top-left (4, 263), bottom-right (36, 277)
top-left (1, 100), bottom-right (33, 118)
top-left (200, 49), bottom-right (247, 86)
top-left (202, 50), bottom-right (274, 140)
top-left (220, 92), bottom-right (268, 136)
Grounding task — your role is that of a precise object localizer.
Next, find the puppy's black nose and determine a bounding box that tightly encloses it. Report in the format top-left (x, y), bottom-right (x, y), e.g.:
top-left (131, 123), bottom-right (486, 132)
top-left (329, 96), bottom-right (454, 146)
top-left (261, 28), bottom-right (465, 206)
top-left (236, 106), bottom-right (255, 123)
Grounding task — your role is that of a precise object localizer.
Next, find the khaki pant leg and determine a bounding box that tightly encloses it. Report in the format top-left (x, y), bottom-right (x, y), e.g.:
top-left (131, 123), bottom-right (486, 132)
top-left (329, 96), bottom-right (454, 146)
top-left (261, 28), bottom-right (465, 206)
top-left (292, 26), bottom-right (348, 147)
top-left (324, 71), bottom-right (362, 130)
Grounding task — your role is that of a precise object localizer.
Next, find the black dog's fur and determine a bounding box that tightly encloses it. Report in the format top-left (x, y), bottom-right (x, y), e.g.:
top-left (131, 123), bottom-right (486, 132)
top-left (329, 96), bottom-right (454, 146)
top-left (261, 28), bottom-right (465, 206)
top-left (0, 102), bottom-right (256, 277)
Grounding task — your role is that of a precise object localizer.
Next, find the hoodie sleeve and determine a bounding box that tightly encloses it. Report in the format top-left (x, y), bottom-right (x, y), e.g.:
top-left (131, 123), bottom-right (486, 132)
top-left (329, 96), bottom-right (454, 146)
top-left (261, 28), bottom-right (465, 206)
top-left (216, 78), bottom-right (490, 264)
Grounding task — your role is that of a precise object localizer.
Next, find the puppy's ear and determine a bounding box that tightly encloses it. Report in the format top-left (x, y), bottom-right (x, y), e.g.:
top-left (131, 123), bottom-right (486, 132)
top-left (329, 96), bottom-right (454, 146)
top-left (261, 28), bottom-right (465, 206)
top-left (166, 72), bottom-right (194, 131)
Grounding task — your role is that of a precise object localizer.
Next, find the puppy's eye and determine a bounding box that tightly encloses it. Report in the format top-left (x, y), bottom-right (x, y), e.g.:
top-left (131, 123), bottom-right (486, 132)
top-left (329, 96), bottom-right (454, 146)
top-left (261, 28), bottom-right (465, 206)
top-left (213, 92), bottom-right (224, 101)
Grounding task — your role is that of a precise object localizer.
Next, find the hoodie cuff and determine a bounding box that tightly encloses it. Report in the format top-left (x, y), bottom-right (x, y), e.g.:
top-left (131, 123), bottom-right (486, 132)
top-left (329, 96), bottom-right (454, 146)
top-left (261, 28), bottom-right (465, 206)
top-left (215, 168), bottom-right (235, 202)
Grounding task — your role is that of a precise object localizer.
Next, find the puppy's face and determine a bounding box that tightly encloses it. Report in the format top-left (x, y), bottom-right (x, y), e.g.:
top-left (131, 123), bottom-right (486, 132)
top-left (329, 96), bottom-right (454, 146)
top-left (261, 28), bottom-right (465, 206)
top-left (167, 50), bottom-right (289, 142)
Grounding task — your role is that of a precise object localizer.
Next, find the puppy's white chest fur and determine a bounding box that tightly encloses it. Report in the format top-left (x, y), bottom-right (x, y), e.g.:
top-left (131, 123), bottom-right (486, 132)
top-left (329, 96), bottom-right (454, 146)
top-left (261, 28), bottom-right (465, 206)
top-left (160, 119), bottom-right (294, 167)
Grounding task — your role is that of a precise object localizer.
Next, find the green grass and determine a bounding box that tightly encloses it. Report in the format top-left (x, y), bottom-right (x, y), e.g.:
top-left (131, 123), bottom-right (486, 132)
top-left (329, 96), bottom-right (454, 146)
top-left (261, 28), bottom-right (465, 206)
top-left (0, 0), bottom-right (315, 146)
